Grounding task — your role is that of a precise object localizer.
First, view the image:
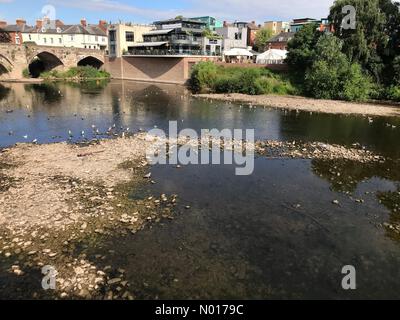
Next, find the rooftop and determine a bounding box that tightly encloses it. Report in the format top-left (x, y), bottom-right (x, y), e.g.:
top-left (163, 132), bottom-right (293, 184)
top-left (268, 32), bottom-right (295, 42)
top-left (153, 17), bottom-right (206, 25)
top-left (2, 20), bottom-right (107, 36)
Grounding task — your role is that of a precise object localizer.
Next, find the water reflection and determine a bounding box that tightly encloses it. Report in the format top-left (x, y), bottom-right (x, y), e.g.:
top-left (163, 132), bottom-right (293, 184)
top-left (311, 158), bottom-right (400, 193)
top-left (0, 84), bottom-right (10, 100)
top-left (1, 80), bottom-right (400, 298)
top-left (1, 80), bottom-right (400, 157)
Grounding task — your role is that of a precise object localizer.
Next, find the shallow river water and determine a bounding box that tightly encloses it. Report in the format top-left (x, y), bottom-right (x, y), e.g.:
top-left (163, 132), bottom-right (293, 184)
top-left (1, 80), bottom-right (400, 299)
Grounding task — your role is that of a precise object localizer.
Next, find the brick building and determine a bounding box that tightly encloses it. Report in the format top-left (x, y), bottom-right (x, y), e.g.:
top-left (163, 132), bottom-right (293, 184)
top-left (266, 32), bottom-right (295, 51)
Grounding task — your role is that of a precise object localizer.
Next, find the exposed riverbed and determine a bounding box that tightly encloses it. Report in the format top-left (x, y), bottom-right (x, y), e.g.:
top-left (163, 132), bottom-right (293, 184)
top-left (1, 80), bottom-right (400, 299)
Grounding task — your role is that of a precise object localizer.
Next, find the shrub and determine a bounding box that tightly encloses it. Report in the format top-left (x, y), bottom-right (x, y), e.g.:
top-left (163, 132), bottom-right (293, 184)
top-left (236, 68), bottom-right (263, 95)
top-left (340, 63), bottom-right (372, 101)
top-left (189, 61), bottom-right (218, 93)
top-left (386, 86), bottom-right (400, 102)
top-left (40, 66), bottom-right (110, 80)
top-left (214, 74), bottom-right (242, 93)
top-left (305, 60), bottom-right (342, 99)
top-left (22, 68), bottom-right (30, 78)
top-left (190, 62), bottom-right (297, 96)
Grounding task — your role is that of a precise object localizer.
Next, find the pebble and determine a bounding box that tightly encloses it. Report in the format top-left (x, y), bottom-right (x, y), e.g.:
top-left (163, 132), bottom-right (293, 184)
top-left (108, 278), bottom-right (122, 285)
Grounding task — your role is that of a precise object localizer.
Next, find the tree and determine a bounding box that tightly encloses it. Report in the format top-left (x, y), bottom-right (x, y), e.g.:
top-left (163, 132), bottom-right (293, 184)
top-left (254, 28), bottom-right (274, 51)
top-left (0, 28), bottom-right (11, 43)
top-left (305, 35), bottom-right (350, 99)
top-left (285, 23), bottom-right (322, 75)
top-left (305, 34), bottom-right (372, 101)
top-left (329, 0), bottom-right (400, 83)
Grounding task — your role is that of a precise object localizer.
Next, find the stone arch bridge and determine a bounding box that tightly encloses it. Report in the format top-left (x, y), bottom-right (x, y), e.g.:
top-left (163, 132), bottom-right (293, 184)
top-left (0, 44), bottom-right (105, 79)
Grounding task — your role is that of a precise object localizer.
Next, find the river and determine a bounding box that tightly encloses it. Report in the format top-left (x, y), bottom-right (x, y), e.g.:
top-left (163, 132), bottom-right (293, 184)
top-left (1, 80), bottom-right (400, 299)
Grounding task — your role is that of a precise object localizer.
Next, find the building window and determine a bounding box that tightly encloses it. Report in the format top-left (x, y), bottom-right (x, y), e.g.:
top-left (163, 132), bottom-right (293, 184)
top-left (110, 45), bottom-right (116, 55)
top-left (28, 34), bottom-right (32, 41)
top-left (95, 36), bottom-right (98, 42)
top-left (102, 37), bottom-right (105, 42)
top-left (235, 32), bottom-right (242, 40)
top-left (51, 38), bottom-right (54, 44)
top-left (44, 38), bottom-right (47, 44)
top-left (59, 38), bottom-right (62, 44)
top-left (70, 36), bottom-right (74, 41)
top-left (109, 30), bottom-right (116, 41)
top-left (126, 31), bottom-right (134, 42)
top-left (15, 35), bottom-right (20, 44)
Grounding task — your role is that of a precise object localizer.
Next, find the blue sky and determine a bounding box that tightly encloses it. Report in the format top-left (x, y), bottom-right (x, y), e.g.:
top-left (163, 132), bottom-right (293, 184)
top-left (0, 0), bottom-right (334, 25)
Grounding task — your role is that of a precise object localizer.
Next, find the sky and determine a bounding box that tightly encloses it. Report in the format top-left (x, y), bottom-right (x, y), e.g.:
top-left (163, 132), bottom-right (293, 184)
top-left (0, 0), bottom-right (335, 25)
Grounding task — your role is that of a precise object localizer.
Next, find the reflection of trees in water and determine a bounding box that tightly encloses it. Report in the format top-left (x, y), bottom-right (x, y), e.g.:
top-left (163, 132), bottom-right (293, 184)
top-left (280, 112), bottom-right (400, 158)
top-left (24, 83), bottom-right (62, 104)
top-left (0, 84), bottom-right (10, 101)
top-left (132, 85), bottom-right (174, 106)
top-left (124, 84), bottom-right (184, 119)
top-left (312, 158), bottom-right (400, 241)
top-left (311, 158), bottom-right (400, 193)
top-left (67, 79), bottom-right (109, 93)
top-left (377, 187), bottom-right (400, 242)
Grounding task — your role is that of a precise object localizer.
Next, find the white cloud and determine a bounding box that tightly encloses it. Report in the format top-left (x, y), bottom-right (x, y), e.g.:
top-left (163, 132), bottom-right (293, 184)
top-left (187, 0), bottom-right (335, 21)
top-left (49, 0), bottom-right (335, 23)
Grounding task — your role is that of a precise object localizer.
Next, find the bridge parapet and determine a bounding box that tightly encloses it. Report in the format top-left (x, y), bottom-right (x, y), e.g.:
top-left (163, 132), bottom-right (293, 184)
top-left (0, 44), bottom-right (106, 79)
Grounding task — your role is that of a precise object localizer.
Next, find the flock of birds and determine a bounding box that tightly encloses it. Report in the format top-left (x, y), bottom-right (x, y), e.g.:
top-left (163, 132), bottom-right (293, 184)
top-left (1, 101), bottom-right (399, 145)
top-left (368, 116), bottom-right (397, 129)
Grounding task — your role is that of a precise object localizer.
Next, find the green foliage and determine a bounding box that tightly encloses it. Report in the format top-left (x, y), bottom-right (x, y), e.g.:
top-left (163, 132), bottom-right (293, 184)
top-left (393, 56), bottom-right (400, 86)
top-left (254, 28), bottom-right (274, 51)
top-left (286, 23), bottom-right (322, 75)
top-left (341, 63), bottom-right (373, 101)
top-left (304, 34), bottom-right (372, 101)
top-left (40, 66), bottom-right (110, 80)
top-left (22, 68), bottom-right (30, 78)
top-left (202, 28), bottom-right (222, 40)
top-left (386, 86), bottom-right (400, 102)
top-left (189, 61), bottom-right (218, 93)
top-left (190, 61), bottom-right (296, 95)
top-left (329, 0), bottom-right (399, 85)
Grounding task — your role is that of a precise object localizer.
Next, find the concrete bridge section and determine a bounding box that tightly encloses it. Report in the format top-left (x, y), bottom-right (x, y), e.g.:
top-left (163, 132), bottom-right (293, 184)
top-left (0, 44), bottom-right (105, 79)
top-left (104, 55), bottom-right (219, 85)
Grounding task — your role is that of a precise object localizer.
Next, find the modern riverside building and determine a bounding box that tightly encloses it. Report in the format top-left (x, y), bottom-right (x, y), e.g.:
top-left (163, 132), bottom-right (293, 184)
top-left (108, 23), bottom-right (153, 57)
top-left (215, 21), bottom-right (249, 52)
top-left (264, 21), bottom-right (290, 35)
top-left (289, 18), bottom-right (319, 32)
top-left (128, 17), bottom-right (222, 56)
top-left (190, 16), bottom-right (223, 31)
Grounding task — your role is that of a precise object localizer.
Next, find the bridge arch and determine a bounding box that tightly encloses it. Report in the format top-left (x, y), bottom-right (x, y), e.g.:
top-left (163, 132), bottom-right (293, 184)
top-left (28, 51), bottom-right (64, 78)
top-left (0, 54), bottom-right (13, 77)
top-left (77, 56), bottom-right (104, 69)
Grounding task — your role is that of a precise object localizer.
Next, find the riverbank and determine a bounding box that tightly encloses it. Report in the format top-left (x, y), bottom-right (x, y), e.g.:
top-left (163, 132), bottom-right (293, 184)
top-left (0, 133), bottom-right (391, 299)
top-left (0, 134), bottom-right (178, 299)
top-left (194, 93), bottom-right (400, 117)
top-left (0, 78), bottom-right (44, 83)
